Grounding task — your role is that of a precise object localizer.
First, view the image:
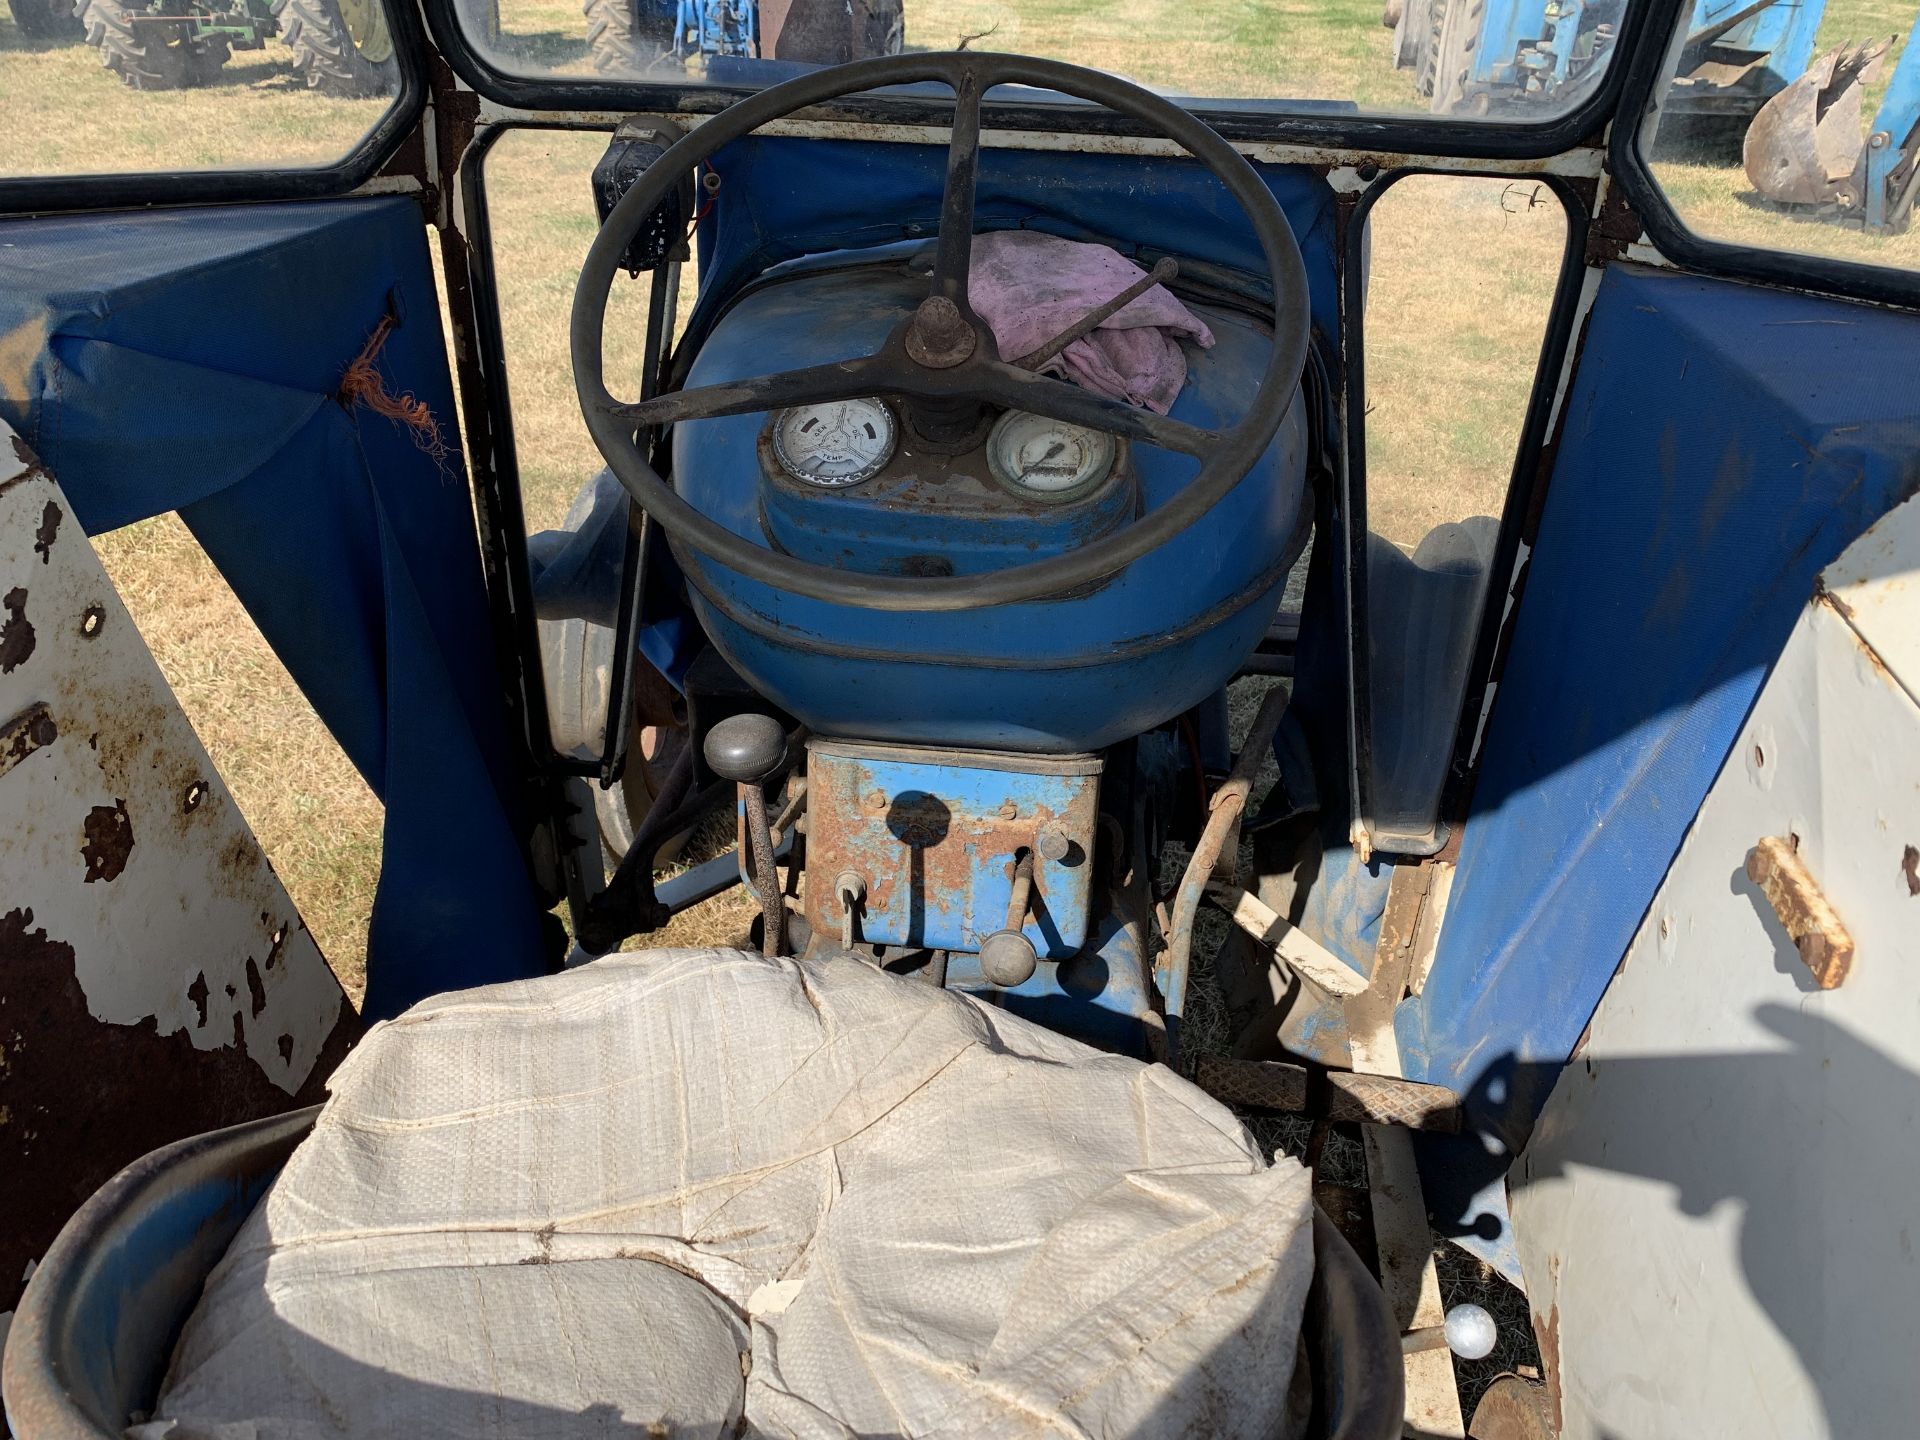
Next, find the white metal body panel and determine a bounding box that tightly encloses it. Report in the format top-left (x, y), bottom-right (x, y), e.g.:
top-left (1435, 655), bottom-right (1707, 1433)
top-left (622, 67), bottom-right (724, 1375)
top-left (1511, 493), bottom-right (1920, 1439)
top-left (1, 422), bottom-right (353, 1326)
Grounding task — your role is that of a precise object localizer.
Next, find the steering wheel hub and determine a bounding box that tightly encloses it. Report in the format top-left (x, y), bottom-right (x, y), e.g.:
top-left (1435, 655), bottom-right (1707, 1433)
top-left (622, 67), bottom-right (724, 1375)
top-left (903, 295), bottom-right (979, 369)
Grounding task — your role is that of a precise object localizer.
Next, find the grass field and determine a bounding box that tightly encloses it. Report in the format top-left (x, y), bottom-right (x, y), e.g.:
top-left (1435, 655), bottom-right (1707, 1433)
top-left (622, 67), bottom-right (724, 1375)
top-left (2, 1), bottom-right (1911, 996)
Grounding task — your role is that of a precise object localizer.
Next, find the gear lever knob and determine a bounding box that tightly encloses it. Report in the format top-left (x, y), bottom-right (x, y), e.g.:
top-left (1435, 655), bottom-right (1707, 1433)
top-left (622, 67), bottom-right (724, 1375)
top-left (704, 713), bottom-right (789, 958)
top-left (704, 713), bottom-right (787, 784)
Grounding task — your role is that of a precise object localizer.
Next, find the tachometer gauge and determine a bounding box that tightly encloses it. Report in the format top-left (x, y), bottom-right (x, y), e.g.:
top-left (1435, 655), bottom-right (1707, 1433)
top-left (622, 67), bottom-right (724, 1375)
top-left (987, 411), bottom-right (1118, 501)
top-left (771, 399), bottom-right (897, 488)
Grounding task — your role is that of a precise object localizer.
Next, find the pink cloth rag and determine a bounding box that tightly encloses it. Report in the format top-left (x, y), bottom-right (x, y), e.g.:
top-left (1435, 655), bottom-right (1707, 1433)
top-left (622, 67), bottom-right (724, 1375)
top-left (968, 230), bottom-right (1215, 415)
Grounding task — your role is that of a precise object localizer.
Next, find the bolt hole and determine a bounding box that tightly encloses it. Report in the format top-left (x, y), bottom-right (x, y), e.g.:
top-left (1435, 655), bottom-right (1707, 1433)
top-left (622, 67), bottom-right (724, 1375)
top-left (272, 924), bottom-right (287, 947)
top-left (183, 780), bottom-right (208, 814)
top-left (80, 606), bottom-right (105, 638)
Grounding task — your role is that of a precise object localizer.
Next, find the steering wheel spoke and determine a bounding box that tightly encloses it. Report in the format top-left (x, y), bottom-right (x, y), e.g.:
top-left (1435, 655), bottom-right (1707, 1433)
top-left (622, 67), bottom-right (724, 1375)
top-left (929, 64), bottom-right (983, 307)
top-left (978, 361), bottom-right (1219, 459)
top-left (572, 50), bottom-right (1309, 611)
top-left (606, 354), bottom-right (884, 429)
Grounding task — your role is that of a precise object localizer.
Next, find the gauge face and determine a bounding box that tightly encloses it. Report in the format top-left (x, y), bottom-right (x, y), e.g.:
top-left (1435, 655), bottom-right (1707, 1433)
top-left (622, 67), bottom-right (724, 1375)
top-left (771, 399), bottom-right (897, 488)
top-left (987, 411), bottom-right (1118, 500)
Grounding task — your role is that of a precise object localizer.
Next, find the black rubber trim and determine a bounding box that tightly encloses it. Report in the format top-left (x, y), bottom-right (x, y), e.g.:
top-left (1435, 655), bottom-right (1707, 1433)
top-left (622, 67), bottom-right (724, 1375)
top-left (0, 0), bottom-right (426, 216)
top-left (420, 0), bottom-right (1658, 161)
top-left (1610, 0), bottom-right (1920, 311)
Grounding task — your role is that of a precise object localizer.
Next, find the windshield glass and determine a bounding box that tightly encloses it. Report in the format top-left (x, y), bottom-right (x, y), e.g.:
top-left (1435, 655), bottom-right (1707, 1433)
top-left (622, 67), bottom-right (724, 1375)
top-left (473, 0), bottom-right (1628, 122)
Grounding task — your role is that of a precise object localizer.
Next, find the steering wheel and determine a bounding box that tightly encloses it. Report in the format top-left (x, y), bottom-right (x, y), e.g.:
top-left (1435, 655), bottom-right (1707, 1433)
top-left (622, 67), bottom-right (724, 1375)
top-left (572, 51), bottom-right (1311, 614)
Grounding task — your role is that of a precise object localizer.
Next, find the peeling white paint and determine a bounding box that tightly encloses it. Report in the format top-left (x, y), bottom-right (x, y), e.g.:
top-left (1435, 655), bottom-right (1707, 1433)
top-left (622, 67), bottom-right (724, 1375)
top-left (0, 420), bottom-right (345, 1095)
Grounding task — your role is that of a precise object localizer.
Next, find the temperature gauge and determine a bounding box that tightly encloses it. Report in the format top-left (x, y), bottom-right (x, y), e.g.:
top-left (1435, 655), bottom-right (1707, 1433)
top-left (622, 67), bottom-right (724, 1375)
top-left (987, 411), bottom-right (1118, 500)
top-left (771, 400), bottom-right (897, 488)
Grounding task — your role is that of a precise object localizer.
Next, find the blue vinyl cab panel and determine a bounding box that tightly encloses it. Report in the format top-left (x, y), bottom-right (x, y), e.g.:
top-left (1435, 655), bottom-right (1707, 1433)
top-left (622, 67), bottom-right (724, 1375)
top-left (1399, 264), bottom-right (1920, 1133)
top-left (0, 199), bottom-right (546, 1020)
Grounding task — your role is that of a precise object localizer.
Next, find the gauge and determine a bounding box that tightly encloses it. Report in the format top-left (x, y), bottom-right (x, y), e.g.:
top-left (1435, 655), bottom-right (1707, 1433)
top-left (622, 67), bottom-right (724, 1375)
top-left (986, 411), bottom-right (1118, 500)
top-left (771, 399), bottom-right (897, 488)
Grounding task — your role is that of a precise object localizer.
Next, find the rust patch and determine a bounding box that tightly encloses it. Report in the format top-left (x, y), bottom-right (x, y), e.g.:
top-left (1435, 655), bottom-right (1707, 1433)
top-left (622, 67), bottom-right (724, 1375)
top-left (0, 586), bottom-right (34, 673)
top-left (1, 701), bottom-right (57, 779)
top-left (32, 499), bottom-right (61, 564)
top-left (2, 434), bottom-right (52, 498)
top-left (79, 799), bottom-right (134, 883)
top-left (245, 955), bottom-right (267, 1019)
top-left (0, 905), bottom-right (358, 1319)
top-left (1534, 1301), bottom-right (1564, 1436)
top-left (1746, 835), bottom-right (1854, 988)
top-left (1584, 178), bottom-right (1645, 266)
top-left (1903, 844), bottom-right (1919, 897)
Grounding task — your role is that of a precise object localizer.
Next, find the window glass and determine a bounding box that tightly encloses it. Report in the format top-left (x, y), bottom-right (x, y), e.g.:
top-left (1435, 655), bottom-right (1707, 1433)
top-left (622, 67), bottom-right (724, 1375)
top-left (474, 0), bottom-right (1625, 121)
top-left (1, 0), bottom-right (402, 178)
top-left (1644, 0), bottom-right (1918, 271)
top-left (1360, 174), bottom-right (1566, 852)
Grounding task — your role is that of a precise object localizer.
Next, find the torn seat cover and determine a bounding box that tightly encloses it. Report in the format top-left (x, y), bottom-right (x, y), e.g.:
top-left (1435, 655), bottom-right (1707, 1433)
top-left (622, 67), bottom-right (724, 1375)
top-left (136, 948), bottom-right (1315, 1440)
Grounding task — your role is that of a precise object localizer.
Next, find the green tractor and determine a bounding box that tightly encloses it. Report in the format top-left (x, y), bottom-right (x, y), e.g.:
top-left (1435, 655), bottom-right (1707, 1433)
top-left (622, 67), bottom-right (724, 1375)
top-left (4, 0), bottom-right (394, 95)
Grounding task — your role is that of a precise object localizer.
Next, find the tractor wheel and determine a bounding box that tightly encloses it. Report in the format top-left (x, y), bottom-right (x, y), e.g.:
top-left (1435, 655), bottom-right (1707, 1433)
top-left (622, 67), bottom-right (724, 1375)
top-left (584, 0), bottom-right (671, 74)
top-left (859, 0), bottom-right (903, 57)
top-left (1426, 0), bottom-right (1483, 113)
top-left (77, 0), bottom-right (228, 90)
top-left (274, 0), bottom-right (397, 97)
top-left (7, 0), bottom-right (82, 41)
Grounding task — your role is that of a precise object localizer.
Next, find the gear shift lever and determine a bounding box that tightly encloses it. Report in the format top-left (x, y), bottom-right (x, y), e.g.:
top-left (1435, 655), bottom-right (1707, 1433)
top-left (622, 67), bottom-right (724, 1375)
top-left (704, 713), bottom-right (788, 958)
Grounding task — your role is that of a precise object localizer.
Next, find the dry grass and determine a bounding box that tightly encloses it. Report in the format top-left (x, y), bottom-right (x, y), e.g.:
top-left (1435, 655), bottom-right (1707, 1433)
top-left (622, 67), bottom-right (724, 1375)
top-left (0, 12), bottom-right (385, 177)
top-left (90, 516), bottom-right (385, 996)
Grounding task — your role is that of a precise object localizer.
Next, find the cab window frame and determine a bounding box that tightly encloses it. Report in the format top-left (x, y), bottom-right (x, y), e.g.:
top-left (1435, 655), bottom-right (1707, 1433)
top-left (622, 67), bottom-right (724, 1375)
top-left (0, 0), bottom-right (429, 215)
top-left (416, 0), bottom-right (1662, 162)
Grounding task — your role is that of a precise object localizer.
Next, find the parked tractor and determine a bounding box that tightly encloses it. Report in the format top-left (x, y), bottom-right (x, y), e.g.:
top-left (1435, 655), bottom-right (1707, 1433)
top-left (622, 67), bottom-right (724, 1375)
top-left (1388, 0), bottom-right (1918, 234)
top-left (1390, 0), bottom-right (1822, 118)
top-left (3, 0), bottom-right (393, 95)
top-left (585, 0), bottom-right (904, 77)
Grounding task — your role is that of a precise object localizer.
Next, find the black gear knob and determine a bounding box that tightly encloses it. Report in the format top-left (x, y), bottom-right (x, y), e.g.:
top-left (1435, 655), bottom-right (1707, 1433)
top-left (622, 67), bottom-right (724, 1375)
top-left (704, 713), bottom-right (787, 784)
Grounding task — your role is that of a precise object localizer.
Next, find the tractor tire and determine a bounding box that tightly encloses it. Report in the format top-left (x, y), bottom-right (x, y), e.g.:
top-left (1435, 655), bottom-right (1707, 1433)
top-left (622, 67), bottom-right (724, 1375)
top-left (1426, 0), bottom-right (1483, 113)
top-left (579, 0), bottom-right (648, 74)
top-left (274, 0), bottom-right (397, 98)
top-left (859, 0), bottom-right (903, 57)
top-left (7, 0), bottom-right (82, 41)
top-left (76, 0), bottom-right (228, 90)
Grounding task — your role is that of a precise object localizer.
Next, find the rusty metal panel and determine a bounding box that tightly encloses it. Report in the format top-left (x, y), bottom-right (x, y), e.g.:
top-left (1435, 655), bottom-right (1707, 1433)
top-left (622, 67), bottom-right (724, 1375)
top-left (0, 425), bottom-right (355, 1333)
top-left (803, 739), bottom-right (1100, 958)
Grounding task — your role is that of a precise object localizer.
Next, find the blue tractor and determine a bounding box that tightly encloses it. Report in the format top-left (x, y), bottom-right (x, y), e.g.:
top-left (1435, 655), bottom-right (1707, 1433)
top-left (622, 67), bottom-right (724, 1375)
top-left (1392, 0), bottom-right (1918, 232)
top-left (585, 0), bottom-right (902, 76)
top-left (1393, 0), bottom-right (1823, 118)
